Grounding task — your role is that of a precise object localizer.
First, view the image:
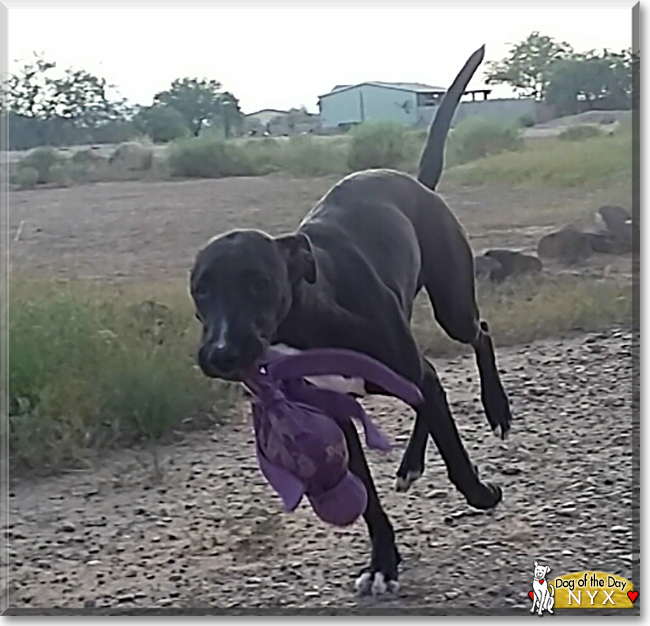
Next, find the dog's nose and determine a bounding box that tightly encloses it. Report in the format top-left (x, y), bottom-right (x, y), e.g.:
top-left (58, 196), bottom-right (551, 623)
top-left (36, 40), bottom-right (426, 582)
top-left (199, 342), bottom-right (241, 376)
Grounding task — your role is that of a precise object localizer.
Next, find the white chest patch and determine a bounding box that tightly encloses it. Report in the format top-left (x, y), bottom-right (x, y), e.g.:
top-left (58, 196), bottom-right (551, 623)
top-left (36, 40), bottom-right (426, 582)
top-left (270, 343), bottom-right (367, 396)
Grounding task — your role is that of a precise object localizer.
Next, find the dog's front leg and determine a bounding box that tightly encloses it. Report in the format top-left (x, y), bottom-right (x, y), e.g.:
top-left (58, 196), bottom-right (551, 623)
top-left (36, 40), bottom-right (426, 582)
top-left (530, 591), bottom-right (539, 613)
top-left (338, 418), bottom-right (401, 596)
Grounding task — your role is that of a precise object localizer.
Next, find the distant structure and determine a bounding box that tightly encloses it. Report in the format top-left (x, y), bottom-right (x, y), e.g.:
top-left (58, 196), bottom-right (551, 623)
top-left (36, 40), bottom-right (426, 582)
top-left (245, 108), bottom-right (320, 136)
top-left (318, 81), bottom-right (491, 130)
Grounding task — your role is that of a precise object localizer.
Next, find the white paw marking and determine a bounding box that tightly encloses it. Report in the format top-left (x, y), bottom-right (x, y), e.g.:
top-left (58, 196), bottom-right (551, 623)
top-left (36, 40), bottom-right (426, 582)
top-left (395, 468), bottom-right (422, 492)
top-left (355, 572), bottom-right (399, 596)
top-left (355, 572), bottom-right (373, 595)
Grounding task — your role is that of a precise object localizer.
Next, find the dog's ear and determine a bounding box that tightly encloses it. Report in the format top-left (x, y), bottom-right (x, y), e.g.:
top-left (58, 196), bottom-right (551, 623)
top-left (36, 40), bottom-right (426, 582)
top-left (275, 232), bottom-right (317, 284)
top-left (534, 561), bottom-right (538, 567)
top-left (545, 566), bottom-right (551, 575)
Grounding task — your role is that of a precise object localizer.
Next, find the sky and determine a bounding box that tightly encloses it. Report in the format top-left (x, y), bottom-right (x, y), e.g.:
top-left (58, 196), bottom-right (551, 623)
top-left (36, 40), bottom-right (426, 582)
top-left (5, 3), bottom-right (635, 115)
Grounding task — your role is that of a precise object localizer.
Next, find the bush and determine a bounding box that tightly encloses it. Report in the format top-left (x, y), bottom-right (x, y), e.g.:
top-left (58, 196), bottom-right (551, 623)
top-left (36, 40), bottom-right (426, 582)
top-left (48, 161), bottom-right (92, 187)
top-left (109, 142), bottom-right (154, 171)
top-left (519, 113), bottom-right (536, 128)
top-left (446, 117), bottom-right (523, 166)
top-left (275, 135), bottom-right (348, 176)
top-left (71, 148), bottom-right (107, 166)
top-left (17, 146), bottom-right (64, 184)
top-left (558, 125), bottom-right (604, 141)
top-left (14, 166), bottom-right (39, 189)
top-left (347, 121), bottom-right (409, 171)
top-left (8, 291), bottom-right (230, 470)
top-left (167, 135), bottom-right (261, 178)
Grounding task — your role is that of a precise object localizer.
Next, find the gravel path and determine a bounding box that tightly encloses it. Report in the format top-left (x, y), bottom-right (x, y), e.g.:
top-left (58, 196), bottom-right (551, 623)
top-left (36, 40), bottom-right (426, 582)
top-left (6, 329), bottom-right (635, 613)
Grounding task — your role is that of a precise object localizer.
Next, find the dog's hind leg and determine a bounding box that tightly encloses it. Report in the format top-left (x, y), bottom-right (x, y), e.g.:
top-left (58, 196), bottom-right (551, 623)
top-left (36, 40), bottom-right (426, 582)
top-left (396, 199), bottom-right (512, 491)
top-left (419, 200), bottom-right (513, 438)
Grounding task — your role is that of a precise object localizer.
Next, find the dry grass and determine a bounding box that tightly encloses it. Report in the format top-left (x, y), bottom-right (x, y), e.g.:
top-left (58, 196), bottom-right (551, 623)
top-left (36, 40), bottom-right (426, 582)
top-left (411, 273), bottom-right (633, 356)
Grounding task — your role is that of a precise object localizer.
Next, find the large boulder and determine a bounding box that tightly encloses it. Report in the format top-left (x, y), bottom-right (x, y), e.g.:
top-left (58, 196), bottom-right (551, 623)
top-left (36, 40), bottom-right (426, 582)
top-left (537, 225), bottom-right (593, 264)
top-left (475, 249), bottom-right (543, 282)
top-left (595, 205), bottom-right (635, 253)
top-left (474, 254), bottom-right (503, 281)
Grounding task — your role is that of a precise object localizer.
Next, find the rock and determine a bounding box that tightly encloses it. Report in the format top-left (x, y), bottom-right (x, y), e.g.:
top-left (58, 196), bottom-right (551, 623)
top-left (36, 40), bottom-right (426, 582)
top-left (474, 255), bottom-right (503, 280)
top-left (537, 225), bottom-right (593, 264)
top-left (596, 205), bottom-right (636, 251)
top-left (539, 228), bottom-right (588, 263)
top-left (59, 522), bottom-right (76, 533)
top-left (483, 249), bottom-right (543, 282)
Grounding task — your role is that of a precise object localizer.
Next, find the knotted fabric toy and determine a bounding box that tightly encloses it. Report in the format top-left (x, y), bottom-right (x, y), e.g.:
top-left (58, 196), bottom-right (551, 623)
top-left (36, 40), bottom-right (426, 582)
top-left (243, 347), bottom-right (424, 527)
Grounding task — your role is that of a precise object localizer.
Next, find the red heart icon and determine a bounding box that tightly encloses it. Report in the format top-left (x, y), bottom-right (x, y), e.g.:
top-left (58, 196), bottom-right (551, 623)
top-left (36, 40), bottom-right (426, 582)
top-left (529, 591), bottom-right (534, 600)
top-left (628, 591), bottom-right (638, 603)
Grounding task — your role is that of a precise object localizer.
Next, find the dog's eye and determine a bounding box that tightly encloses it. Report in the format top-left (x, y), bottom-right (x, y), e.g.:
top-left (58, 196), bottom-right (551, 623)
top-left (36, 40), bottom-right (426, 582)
top-left (194, 284), bottom-right (209, 298)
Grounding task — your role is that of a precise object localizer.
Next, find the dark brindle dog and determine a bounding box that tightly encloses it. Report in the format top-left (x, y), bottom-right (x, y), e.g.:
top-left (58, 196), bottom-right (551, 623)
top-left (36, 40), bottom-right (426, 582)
top-left (190, 46), bottom-right (513, 594)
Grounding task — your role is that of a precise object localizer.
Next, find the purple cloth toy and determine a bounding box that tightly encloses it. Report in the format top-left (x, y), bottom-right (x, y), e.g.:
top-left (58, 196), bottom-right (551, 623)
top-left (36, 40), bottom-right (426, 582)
top-left (243, 348), bottom-right (424, 527)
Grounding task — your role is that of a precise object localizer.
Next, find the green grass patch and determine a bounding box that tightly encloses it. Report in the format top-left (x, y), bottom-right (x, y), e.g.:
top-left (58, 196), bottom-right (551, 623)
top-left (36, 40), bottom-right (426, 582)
top-left (558, 125), bottom-right (603, 141)
top-left (443, 129), bottom-right (631, 187)
top-left (445, 116), bottom-right (524, 167)
top-left (9, 280), bottom-right (238, 472)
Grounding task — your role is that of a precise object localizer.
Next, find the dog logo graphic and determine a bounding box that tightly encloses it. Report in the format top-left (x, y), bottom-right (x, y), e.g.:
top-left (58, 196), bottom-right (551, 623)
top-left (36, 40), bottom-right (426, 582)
top-left (530, 561), bottom-right (555, 615)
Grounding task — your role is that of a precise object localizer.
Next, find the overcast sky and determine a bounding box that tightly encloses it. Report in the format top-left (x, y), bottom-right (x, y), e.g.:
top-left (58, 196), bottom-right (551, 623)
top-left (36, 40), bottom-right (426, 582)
top-left (6, 3), bottom-right (635, 114)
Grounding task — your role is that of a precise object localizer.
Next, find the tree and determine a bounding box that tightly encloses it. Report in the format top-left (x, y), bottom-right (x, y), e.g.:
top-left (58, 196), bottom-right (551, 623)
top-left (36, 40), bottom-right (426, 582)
top-left (218, 91), bottom-right (243, 139)
top-left (153, 78), bottom-right (244, 138)
top-left (3, 53), bottom-right (130, 148)
top-left (546, 49), bottom-right (633, 116)
top-left (154, 77), bottom-right (223, 136)
top-left (3, 53), bottom-right (58, 119)
top-left (49, 67), bottom-right (125, 128)
top-left (486, 31), bottom-right (574, 99)
top-left (134, 104), bottom-right (189, 142)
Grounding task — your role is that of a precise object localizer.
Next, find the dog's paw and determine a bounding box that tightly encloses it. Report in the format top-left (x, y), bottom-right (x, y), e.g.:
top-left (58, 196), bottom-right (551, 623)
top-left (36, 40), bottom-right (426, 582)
top-left (484, 387), bottom-right (513, 439)
top-left (465, 481), bottom-right (502, 510)
top-left (355, 571), bottom-right (399, 596)
top-left (395, 468), bottom-right (422, 492)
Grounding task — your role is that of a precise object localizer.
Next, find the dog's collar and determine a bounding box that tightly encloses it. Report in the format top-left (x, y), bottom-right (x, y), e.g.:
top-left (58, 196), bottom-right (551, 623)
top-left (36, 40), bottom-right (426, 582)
top-left (537, 579), bottom-right (545, 584)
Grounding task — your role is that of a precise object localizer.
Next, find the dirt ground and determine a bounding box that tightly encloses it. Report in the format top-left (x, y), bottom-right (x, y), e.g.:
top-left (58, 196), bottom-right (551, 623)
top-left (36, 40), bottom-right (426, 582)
top-left (6, 175), bottom-right (636, 613)
top-left (8, 175), bottom-right (631, 280)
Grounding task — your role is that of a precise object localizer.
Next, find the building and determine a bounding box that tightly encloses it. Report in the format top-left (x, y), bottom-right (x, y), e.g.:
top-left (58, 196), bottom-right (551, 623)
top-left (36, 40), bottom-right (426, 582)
top-left (245, 108), bottom-right (320, 136)
top-left (318, 81), bottom-right (491, 130)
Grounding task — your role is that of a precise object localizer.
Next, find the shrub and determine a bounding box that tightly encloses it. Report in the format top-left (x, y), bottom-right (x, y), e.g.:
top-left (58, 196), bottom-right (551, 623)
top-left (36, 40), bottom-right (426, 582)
top-left (14, 166), bottom-right (39, 189)
top-left (558, 125), bottom-right (604, 141)
top-left (48, 161), bottom-right (92, 187)
top-left (446, 116), bottom-right (523, 166)
top-left (71, 148), bottom-right (107, 166)
top-left (17, 146), bottom-right (64, 184)
top-left (276, 135), bottom-right (348, 176)
top-left (519, 113), bottom-right (536, 128)
top-left (109, 142), bottom-right (154, 171)
top-left (8, 291), bottom-right (229, 470)
top-left (167, 135), bottom-right (260, 178)
top-left (346, 121), bottom-right (409, 171)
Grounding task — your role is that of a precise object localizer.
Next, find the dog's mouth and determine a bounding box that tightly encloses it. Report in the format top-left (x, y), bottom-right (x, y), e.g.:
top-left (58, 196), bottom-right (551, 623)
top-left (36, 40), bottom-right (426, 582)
top-left (198, 337), bottom-right (269, 382)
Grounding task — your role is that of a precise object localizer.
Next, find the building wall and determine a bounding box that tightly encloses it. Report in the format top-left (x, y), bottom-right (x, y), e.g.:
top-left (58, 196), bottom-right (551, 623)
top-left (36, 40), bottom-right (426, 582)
top-left (319, 85), bottom-right (417, 129)
top-left (359, 85), bottom-right (417, 126)
top-left (319, 88), bottom-right (363, 129)
top-left (416, 98), bottom-right (544, 128)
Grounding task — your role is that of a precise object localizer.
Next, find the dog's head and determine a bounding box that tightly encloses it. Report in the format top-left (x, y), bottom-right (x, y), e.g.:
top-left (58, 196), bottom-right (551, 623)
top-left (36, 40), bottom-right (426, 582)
top-left (533, 562), bottom-right (551, 580)
top-left (190, 228), bottom-right (316, 381)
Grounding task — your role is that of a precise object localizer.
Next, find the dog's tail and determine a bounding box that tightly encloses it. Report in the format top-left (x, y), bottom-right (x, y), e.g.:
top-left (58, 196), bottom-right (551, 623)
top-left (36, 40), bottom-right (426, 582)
top-left (549, 585), bottom-right (555, 597)
top-left (417, 45), bottom-right (485, 191)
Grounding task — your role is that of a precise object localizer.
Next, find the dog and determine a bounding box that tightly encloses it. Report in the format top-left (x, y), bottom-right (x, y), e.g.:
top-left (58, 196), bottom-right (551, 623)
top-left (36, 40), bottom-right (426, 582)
top-left (190, 45), bottom-right (513, 595)
top-left (531, 561), bottom-right (555, 615)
